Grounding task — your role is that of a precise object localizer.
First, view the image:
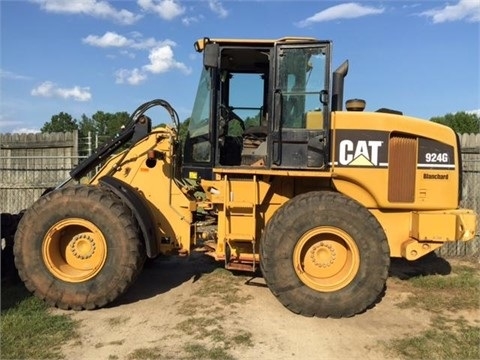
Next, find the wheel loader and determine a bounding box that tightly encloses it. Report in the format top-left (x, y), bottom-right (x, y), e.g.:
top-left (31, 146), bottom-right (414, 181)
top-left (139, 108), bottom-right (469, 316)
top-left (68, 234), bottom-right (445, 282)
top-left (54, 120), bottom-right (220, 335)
top-left (14, 36), bottom-right (477, 318)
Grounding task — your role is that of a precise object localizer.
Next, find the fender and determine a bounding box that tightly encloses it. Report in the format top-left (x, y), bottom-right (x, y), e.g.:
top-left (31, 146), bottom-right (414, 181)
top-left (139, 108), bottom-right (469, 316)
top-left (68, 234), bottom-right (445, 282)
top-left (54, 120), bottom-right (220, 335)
top-left (99, 176), bottom-right (158, 258)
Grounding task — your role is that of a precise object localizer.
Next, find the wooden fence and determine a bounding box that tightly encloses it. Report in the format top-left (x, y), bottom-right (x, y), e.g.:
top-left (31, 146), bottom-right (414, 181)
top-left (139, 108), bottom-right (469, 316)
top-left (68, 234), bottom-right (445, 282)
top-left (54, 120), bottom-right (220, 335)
top-left (439, 133), bottom-right (480, 257)
top-left (0, 131), bottom-right (79, 214)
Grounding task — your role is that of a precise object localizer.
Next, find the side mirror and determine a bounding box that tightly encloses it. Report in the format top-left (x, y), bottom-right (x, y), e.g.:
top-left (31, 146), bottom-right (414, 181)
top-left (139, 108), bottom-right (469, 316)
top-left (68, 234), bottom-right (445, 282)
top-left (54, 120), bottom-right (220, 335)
top-left (204, 43), bottom-right (219, 68)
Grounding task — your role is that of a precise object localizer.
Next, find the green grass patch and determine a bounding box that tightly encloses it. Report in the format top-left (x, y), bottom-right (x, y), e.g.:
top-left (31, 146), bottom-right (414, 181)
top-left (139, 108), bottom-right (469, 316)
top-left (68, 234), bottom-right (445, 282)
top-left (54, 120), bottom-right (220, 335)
top-left (175, 316), bottom-right (221, 337)
top-left (385, 261), bottom-right (480, 359)
top-left (230, 330), bottom-right (253, 347)
top-left (396, 264), bottom-right (480, 313)
top-left (184, 342), bottom-right (235, 360)
top-left (127, 346), bottom-right (189, 360)
top-left (192, 268), bottom-right (253, 305)
top-left (385, 316), bottom-right (480, 360)
top-left (127, 346), bottom-right (163, 359)
top-left (1, 285), bottom-right (77, 360)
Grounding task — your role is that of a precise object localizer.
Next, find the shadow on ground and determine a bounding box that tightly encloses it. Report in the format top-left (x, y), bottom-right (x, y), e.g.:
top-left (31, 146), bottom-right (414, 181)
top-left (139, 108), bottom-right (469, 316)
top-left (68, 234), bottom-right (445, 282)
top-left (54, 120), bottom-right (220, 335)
top-left (111, 252), bottom-right (224, 307)
top-left (389, 252), bottom-right (452, 280)
top-left (2, 248), bottom-right (456, 310)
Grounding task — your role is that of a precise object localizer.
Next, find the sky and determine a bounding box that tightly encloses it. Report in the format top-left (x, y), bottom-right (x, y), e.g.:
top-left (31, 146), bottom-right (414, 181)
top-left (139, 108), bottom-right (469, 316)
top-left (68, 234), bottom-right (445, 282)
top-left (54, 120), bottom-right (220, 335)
top-left (0, 0), bottom-right (479, 134)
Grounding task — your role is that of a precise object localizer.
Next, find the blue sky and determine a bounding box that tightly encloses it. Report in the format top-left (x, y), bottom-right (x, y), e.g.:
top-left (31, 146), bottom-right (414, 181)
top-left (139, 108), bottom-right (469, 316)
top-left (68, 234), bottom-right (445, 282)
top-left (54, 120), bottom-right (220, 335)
top-left (1, 0), bottom-right (479, 133)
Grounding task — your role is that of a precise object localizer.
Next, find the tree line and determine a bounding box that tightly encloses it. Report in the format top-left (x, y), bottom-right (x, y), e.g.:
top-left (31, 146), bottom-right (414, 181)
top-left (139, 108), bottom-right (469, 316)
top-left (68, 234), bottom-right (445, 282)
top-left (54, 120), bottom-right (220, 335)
top-left (41, 110), bottom-right (479, 150)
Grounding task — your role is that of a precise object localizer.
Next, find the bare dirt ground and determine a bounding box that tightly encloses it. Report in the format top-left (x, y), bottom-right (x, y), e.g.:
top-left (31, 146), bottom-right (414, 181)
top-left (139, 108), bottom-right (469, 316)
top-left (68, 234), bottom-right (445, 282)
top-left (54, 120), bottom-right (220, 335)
top-left (55, 254), bottom-right (477, 360)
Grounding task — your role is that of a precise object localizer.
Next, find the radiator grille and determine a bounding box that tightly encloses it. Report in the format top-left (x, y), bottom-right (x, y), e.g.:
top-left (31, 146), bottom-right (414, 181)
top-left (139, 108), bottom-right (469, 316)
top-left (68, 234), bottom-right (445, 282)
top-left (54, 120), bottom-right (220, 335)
top-left (388, 135), bottom-right (416, 202)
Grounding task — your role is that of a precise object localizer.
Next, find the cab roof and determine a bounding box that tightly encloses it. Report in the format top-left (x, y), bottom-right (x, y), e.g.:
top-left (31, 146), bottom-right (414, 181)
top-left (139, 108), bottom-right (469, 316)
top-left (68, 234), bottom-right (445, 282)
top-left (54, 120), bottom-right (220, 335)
top-left (194, 36), bottom-right (319, 52)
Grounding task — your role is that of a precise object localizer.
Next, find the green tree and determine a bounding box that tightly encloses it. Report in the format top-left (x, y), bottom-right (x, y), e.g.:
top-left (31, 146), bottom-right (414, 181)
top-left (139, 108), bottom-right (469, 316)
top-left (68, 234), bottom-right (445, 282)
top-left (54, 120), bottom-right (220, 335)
top-left (78, 114), bottom-right (95, 139)
top-left (179, 118), bottom-right (190, 143)
top-left (91, 111), bottom-right (130, 139)
top-left (431, 112), bottom-right (480, 134)
top-left (41, 112), bottom-right (78, 133)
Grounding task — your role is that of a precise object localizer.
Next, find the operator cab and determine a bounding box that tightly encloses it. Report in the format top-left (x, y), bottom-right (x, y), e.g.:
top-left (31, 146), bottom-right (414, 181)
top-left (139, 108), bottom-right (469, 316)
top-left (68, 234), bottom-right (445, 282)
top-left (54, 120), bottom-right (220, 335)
top-left (183, 37), bottom-right (335, 180)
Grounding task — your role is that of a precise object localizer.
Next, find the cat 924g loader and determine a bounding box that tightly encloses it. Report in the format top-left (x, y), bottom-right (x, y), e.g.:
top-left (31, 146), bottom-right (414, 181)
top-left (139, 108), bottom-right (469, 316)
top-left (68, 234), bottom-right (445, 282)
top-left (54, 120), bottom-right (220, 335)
top-left (14, 36), bottom-right (477, 318)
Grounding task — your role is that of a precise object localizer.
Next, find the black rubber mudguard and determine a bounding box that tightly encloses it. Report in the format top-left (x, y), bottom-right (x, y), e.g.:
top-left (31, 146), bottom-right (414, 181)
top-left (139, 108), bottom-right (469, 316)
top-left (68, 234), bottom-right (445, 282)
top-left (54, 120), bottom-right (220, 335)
top-left (99, 176), bottom-right (158, 258)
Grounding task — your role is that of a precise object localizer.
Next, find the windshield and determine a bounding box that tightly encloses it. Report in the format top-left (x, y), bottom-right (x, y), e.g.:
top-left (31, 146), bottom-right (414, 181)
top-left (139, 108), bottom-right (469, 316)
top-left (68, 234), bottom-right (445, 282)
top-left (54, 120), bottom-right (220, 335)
top-left (185, 68), bottom-right (212, 162)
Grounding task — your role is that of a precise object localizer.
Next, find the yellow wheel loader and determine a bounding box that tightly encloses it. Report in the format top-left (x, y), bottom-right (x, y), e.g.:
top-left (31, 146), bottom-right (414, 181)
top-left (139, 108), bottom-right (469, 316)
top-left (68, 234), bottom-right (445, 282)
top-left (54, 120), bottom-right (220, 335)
top-left (14, 37), bottom-right (477, 318)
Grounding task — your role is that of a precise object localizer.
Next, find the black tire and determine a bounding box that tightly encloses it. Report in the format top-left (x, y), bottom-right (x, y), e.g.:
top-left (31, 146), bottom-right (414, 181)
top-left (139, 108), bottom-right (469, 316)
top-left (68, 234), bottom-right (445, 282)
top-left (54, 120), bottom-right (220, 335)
top-left (13, 185), bottom-right (146, 310)
top-left (260, 191), bottom-right (390, 318)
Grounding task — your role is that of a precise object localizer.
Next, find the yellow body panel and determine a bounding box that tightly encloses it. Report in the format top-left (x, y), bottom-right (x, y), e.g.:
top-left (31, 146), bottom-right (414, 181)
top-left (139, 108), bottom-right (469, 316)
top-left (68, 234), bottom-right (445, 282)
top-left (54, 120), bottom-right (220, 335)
top-left (305, 111), bottom-right (324, 129)
top-left (331, 111), bottom-right (460, 210)
top-left (90, 128), bottom-right (194, 254)
top-left (370, 209), bottom-right (476, 260)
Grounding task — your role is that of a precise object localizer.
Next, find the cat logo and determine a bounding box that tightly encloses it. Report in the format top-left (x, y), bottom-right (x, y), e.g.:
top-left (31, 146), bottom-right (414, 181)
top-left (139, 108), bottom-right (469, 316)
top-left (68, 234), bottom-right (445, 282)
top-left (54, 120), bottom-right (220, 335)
top-left (335, 130), bottom-right (389, 168)
top-left (339, 140), bottom-right (384, 166)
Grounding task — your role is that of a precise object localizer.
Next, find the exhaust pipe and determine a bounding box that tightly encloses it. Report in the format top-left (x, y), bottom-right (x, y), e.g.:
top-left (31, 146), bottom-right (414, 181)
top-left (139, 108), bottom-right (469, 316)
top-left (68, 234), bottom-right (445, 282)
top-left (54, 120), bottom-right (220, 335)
top-left (332, 60), bottom-right (349, 111)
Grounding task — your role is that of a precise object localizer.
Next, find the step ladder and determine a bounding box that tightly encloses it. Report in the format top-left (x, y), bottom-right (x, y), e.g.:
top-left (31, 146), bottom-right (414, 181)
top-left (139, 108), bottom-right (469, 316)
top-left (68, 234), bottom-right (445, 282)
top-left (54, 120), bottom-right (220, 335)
top-left (223, 175), bottom-right (258, 272)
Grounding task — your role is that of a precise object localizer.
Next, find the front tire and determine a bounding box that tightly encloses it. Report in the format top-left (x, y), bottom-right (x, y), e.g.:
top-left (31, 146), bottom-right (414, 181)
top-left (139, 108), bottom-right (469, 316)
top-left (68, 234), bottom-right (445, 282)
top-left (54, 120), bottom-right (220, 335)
top-left (260, 191), bottom-right (390, 318)
top-left (14, 185), bottom-right (145, 310)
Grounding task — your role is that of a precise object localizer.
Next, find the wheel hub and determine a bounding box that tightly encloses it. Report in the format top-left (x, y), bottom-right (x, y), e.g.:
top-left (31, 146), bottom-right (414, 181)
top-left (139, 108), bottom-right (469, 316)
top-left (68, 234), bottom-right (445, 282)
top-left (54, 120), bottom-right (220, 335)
top-left (309, 242), bottom-right (336, 268)
top-left (43, 218), bottom-right (107, 282)
top-left (70, 234), bottom-right (96, 260)
top-left (293, 227), bottom-right (360, 292)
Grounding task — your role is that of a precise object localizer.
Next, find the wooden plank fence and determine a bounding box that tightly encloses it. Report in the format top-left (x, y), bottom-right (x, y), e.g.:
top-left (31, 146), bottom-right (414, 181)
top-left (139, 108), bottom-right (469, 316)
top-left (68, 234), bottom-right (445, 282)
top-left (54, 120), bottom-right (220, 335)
top-left (439, 133), bottom-right (480, 257)
top-left (0, 131), bottom-right (78, 214)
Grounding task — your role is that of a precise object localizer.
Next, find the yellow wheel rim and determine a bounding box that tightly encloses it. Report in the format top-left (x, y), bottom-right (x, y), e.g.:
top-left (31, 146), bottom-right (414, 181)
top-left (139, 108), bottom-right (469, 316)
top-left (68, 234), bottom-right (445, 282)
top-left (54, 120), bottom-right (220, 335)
top-left (293, 226), bottom-right (360, 292)
top-left (42, 218), bottom-right (107, 282)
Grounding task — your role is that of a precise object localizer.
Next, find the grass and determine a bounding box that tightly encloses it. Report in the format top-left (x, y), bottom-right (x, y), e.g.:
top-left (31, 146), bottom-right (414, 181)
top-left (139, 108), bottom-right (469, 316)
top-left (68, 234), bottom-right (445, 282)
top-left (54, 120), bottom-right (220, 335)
top-left (384, 260), bottom-right (480, 360)
top-left (395, 264), bottom-right (480, 313)
top-left (184, 342), bottom-right (236, 360)
top-left (1, 284), bottom-right (77, 360)
top-left (386, 316), bottom-right (479, 360)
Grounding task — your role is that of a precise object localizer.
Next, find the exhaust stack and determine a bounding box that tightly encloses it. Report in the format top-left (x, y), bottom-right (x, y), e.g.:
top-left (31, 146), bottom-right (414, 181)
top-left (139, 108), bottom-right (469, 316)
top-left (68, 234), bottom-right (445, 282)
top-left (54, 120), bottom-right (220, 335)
top-left (332, 60), bottom-right (349, 111)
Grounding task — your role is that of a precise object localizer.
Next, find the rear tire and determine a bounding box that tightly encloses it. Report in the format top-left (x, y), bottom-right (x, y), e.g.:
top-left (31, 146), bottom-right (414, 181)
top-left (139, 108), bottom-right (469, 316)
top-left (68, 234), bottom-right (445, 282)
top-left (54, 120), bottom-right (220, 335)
top-left (260, 191), bottom-right (390, 318)
top-left (14, 185), bottom-right (145, 310)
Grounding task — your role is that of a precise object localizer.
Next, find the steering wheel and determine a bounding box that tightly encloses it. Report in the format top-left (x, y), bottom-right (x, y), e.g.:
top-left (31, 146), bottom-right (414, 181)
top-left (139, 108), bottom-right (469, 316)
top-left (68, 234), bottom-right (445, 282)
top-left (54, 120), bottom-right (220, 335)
top-left (220, 104), bottom-right (245, 131)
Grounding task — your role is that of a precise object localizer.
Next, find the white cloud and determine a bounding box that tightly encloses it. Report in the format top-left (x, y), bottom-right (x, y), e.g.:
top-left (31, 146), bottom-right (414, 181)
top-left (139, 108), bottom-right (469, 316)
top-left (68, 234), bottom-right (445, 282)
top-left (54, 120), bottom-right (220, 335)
top-left (0, 69), bottom-right (31, 80)
top-left (83, 32), bottom-right (131, 47)
top-left (132, 37), bottom-right (176, 50)
top-left (115, 68), bottom-right (147, 85)
top-left (142, 45), bottom-right (192, 75)
top-left (182, 16), bottom-right (200, 26)
top-left (119, 50), bottom-right (136, 59)
top-left (137, 0), bottom-right (185, 20)
top-left (31, 81), bottom-right (92, 101)
top-left (12, 128), bottom-right (41, 134)
top-left (421, 0), bottom-right (480, 23)
top-left (115, 44), bottom-right (191, 85)
top-left (57, 86), bottom-right (92, 101)
top-left (81, 32), bottom-right (187, 85)
top-left (208, 0), bottom-right (228, 18)
top-left (32, 0), bottom-right (141, 25)
top-left (31, 81), bottom-right (56, 97)
top-left (0, 119), bottom-right (23, 128)
top-left (0, 118), bottom-right (41, 134)
top-left (82, 31), bottom-right (176, 50)
top-left (467, 109), bottom-right (480, 117)
top-left (296, 2), bottom-right (384, 27)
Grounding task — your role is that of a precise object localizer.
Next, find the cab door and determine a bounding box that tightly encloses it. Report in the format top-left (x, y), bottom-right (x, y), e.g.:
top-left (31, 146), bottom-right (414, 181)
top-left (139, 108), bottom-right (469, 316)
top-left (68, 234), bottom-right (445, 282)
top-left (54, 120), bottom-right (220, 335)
top-left (270, 42), bottom-right (331, 169)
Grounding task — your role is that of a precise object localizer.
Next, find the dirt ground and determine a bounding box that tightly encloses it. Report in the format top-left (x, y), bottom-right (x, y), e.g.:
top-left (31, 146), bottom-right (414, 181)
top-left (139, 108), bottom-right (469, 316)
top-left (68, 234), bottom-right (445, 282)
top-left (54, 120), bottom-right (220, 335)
top-left (55, 253), bottom-right (476, 360)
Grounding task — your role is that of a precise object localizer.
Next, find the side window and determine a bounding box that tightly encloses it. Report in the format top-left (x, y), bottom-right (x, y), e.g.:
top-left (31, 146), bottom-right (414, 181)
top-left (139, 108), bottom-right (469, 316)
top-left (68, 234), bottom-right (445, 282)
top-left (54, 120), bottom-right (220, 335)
top-left (279, 47), bottom-right (327, 129)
